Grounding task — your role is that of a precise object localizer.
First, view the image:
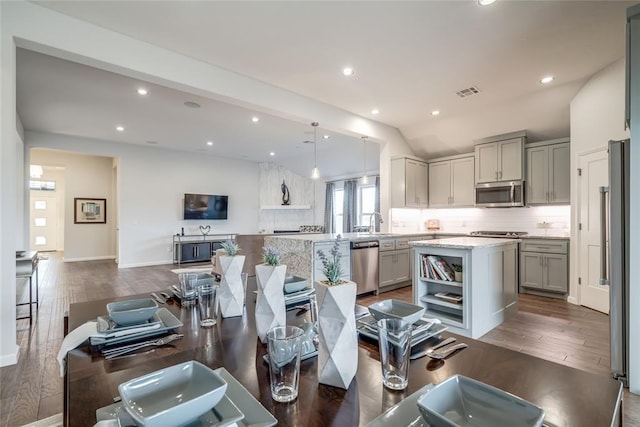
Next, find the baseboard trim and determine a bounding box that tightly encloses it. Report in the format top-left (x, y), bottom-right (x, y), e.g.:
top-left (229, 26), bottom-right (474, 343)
top-left (0, 345), bottom-right (20, 367)
top-left (118, 260), bottom-right (174, 269)
top-left (567, 296), bottom-right (578, 305)
top-left (63, 255), bottom-right (117, 263)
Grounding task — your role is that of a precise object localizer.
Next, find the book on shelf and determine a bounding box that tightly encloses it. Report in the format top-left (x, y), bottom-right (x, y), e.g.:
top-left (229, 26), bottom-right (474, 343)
top-left (426, 255), bottom-right (455, 281)
top-left (434, 292), bottom-right (463, 303)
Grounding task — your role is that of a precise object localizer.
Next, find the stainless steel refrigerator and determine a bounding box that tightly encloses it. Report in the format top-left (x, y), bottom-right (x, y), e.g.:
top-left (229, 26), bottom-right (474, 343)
top-left (601, 139), bottom-right (630, 386)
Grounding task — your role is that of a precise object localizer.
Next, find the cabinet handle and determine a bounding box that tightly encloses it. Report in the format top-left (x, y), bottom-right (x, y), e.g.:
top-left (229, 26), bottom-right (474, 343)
top-left (551, 191), bottom-right (555, 201)
top-left (499, 171), bottom-right (502, 180)
top-left (546, 191), bottom-right (549, 201)
top-left (495, 171), bottom-right (498, 180)
top-left (539, 257), bottom-right (543, 266)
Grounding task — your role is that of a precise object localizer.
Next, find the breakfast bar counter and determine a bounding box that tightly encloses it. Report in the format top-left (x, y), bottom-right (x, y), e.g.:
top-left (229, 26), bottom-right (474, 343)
top-left (65, 282), bottom-right (622, 426)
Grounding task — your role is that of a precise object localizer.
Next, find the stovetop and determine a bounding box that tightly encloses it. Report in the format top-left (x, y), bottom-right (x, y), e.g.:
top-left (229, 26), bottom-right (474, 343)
top-left (469, 230), bottom-right (529, 238)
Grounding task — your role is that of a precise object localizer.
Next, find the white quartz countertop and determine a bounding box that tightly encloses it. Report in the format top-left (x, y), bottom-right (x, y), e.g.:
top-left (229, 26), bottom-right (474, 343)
top-left (265, 232), bottom-right (431, 243)
top-left (410, 237), bottom-right (517, 249)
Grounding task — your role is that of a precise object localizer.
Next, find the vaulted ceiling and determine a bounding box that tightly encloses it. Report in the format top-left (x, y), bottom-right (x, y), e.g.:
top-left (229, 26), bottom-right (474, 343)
top-left (18, 0), bottom-right (634, 176)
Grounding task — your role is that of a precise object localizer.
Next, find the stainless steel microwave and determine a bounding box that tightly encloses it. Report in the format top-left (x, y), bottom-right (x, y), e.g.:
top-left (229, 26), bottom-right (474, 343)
top-left (475, 181), bottom-right (525, 207)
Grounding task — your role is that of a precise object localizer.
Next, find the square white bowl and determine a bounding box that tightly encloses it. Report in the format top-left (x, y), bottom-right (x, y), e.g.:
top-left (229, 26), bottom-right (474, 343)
top-left (368, 299), bottom-right (425, 325)
top-left (417, 375), bottom-right (545, 427)
top-left (107, 298), bottom-right (158, 326)
top-left (118, 360), bottom-right (228, 427)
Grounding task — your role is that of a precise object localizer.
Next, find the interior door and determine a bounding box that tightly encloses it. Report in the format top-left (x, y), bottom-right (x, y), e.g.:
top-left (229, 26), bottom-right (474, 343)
top-left (578, 148), bottom-right (609, 313)
top-left (30, 193), bottom-right (57, 251)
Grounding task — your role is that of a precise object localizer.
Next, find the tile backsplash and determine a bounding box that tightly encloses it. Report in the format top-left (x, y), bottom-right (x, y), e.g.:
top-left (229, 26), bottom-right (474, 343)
top-left (391, 205), bottom-right (571, 236)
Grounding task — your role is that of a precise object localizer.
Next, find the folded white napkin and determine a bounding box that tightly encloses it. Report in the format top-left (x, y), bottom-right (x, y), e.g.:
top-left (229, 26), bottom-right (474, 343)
top-left (57, 321), bottom-right (98, 377)
top-left (170, 267), bottom-right (213, 275)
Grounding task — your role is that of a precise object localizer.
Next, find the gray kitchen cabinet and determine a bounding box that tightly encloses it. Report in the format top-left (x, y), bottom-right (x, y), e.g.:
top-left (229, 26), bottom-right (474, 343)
top-left (520, 238), bottom-right (569, 297)
top-left (428, 154), bottom-right (474, 207)
top-left (378, 237), bottom-right (413, 293)
top-left (474, 131), bottom-right (526, 183)
top-left (526, 138), bottom-right (570, 205)
top-left (391, 156), bottom-right (428, 208)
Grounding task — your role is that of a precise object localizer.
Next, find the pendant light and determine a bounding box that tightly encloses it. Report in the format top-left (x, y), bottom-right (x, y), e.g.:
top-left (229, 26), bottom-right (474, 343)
top-left (361, 136), bottom-right (369, 184)
top-left (311, 122), bottom-right (320, 179)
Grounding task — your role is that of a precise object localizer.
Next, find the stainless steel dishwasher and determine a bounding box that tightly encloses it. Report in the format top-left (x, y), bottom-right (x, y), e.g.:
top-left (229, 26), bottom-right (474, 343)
top-left (350, 240), bottom-right (379, 295)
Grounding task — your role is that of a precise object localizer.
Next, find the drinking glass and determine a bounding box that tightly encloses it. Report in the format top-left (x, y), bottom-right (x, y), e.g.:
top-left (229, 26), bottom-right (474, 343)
top-left (179, 272), bottom-right (198, 307)
top-left (197, 283), bottom-right (218, 327)
top-left (267, 325), bottom-right (303, 402)
top-left (241, 273), bottom-right (249, 305)
top-left (377, 318), bottom-right (412, 390)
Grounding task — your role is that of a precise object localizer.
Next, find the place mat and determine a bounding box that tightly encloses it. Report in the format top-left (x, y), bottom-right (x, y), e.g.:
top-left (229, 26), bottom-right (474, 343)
top-left (357, 316), bottom-right (447, 348)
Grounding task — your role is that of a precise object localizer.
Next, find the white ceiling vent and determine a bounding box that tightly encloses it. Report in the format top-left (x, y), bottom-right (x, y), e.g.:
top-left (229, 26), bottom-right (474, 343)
top-left (455, 86), bottom-right (481, 98)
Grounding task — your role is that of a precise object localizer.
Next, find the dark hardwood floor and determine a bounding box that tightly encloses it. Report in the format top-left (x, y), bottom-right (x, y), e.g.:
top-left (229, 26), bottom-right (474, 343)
top-left (2, 253), bottom-right (638, 426)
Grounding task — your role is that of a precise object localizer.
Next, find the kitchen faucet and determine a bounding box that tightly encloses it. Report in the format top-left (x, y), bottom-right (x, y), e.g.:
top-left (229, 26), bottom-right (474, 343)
top-left (369, 212), bottom-right (384, 233)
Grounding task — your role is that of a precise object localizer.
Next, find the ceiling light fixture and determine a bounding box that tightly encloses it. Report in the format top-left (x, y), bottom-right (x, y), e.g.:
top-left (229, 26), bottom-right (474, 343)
top-left (478, 0), bottom-right (496, 5)
top-left (184, 101), bottom-right (200, 108)
top-left (342, 67), bottom-right (355, 77)
top-left (540, 76), bottom-right (555, 84)
top-left (431, 110), bottom-right (440, 116)
top-left (311, 122), bottom-right (320, 179)
top-left (323, 134), bottom-right (330, 140)
top-left (116, 126), bottom-right (124, 132)
top-left (137, 88), bottom-right (148, 95)
top-left (270, 152), bottom-right (275, 156)
top-left (371, 109), bottom-right (379, 115)
top-left (207, 141), bottom-right (213, 146)
top-left (252, 116), bottom-right (260, 123)
top-left (361, 136), bottom-right (369, 184)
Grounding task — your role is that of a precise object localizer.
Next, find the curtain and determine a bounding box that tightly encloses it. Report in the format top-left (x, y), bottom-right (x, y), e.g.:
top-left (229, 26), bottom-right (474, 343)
top-left (343, 179), bottom-right (358, 233)
top-left (375, 176), bottom-right (381, 232)
top-left (324, 182), bottom-right (335, 233)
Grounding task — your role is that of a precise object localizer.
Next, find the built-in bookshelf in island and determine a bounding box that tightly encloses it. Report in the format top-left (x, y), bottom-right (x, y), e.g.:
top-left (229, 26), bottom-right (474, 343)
top-left (411, 237), bottom-right (519, 339)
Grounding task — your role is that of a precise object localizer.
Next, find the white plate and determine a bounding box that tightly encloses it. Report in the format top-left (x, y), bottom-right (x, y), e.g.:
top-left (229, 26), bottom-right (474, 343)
top-left (365, 383), bottom-right (435, 426)
top-left (90, 308), bottom-right (182, 347)
top-left (96, 393), bottom-right (244, 427)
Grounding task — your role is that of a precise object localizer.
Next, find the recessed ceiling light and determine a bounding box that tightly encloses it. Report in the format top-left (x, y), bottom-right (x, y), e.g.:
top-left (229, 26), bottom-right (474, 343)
top-left (116, 126), bottom-right (124, 132)
top-left (371, 109), bottom-right (380, 115)
top-left (207, 141), bottom-right (213, 146)
top-left (137, 88), bottom-right (148, 95)
top-left (342, 67), bottom-right (355, 77)
top-left (478, 0), bottom-right (496, 5)
top-left (323, 135), bottom-right (330, 140)
top-left (431, 110), bottom-right (440, 116)
top-left (269, 152), bottom-right (275, 156)
top-left (252, 116), bottom-right (260, 123)
top-left (146, 140), bottom-right (158, 145)
top-left (540, 76), bottom-right (555, 84)
top-left (184, 101), bottom-right (200, 108)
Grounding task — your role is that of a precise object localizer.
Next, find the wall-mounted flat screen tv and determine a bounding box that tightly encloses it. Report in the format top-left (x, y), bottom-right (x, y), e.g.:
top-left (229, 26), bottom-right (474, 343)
top-left (183, 194), bottom-right (228, 220)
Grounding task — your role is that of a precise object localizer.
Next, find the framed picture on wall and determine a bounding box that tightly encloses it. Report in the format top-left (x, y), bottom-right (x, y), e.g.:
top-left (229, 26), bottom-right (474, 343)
top-left (74, 198), bottom-right (106, 224)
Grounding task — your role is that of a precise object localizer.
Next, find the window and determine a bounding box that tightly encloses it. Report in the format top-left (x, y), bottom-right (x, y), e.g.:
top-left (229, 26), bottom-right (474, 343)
top-left (334, 188), bottom-right (344, 234)
top-left (358, 184), bottom-right (377, 228)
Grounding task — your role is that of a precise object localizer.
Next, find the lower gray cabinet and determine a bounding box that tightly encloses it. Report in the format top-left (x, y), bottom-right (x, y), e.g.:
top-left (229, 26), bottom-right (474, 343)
top-left (520, 239), bottom-right (568, 296)
top-left (379, 249), bottom-right (410, 289)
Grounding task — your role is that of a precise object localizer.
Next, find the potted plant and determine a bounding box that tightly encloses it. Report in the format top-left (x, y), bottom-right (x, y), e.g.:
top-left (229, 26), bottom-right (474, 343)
top-left (254, 246), bottom-right (287, 343)
top-left (218, 239), bottom-right (245, 318)
top-left (314, 235), bottom-right (358, 389)
top-left (452, 264), bottom-right (463, 282)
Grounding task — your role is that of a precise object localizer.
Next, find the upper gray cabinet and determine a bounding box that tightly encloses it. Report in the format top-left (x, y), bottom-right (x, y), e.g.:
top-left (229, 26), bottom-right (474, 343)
top-left (526, 138), bottom-right (570, 205)
top-left (474, 131), bottom-right (526, 184)
top-left (428, 154), bottom-right (475, 208)
top-left (391, 156), bottom-right (428, 208)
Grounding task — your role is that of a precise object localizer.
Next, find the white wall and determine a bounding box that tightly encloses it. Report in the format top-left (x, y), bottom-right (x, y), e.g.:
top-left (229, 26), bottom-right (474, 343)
top-left (30, 148), bottom-right (112, 260)
top-left (569, 59), bottom-right (629, 304)
top-left (27, 131), bottom-right (260, 267)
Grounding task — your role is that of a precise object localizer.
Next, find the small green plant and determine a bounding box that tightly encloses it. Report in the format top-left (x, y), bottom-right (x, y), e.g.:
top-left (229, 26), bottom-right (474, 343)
top-left (220, 239), bottom-right (240, 256)
top-left (451, 264), bottom-right (463, 272)
top-left (262, 246), bottom-right (281, 266)
top-left (317, 235), bottom-right (343, 285)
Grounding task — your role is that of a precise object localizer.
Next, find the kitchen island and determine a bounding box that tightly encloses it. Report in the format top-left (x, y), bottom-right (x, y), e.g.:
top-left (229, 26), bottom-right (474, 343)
top-left (411, 237), bottom-right (519, 339)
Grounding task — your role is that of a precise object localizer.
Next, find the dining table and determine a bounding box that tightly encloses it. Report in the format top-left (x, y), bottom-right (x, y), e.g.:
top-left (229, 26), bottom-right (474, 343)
top-left (64, 278), bottom-right (623, 427)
